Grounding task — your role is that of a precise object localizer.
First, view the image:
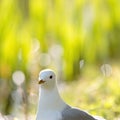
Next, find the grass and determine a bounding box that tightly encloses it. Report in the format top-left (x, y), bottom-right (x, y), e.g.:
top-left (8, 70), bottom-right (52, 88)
top-left (0, 1), bottom-right (120, 119)
top-left (60, 64), bottom-right (120, 120)
top-left (0, 64), bottom-right (120, 120)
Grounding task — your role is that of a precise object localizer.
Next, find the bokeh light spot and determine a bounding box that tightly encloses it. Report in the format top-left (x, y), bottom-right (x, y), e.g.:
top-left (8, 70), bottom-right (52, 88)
top-left (39, 53), bottom-right (51, 66)
top-left (49, 44), bottom-right (63, 59)
top-left (31, 38), bottom-right (40, 53)
top-left (101, 64), bottom-right (112, 77)
top-left (79, 60), bottom-right (85, 69)
top-left (12, 71), bottom-right (25, 86)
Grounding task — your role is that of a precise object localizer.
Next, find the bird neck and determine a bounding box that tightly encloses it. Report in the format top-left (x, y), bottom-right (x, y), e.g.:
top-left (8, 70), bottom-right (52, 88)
top-left (38, 85), bottom-right (66, 110)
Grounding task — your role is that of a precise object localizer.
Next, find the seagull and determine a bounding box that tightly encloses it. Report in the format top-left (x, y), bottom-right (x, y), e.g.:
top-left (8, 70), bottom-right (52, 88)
top-left (36, 69), bottom-right (105, 120)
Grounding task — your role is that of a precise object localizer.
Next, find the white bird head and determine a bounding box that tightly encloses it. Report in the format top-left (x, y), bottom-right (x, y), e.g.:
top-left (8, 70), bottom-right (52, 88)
top-left (38, 69), bottom-right (56, 89)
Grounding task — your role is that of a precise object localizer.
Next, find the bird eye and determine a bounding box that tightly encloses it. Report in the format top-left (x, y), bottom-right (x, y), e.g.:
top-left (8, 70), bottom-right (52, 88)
top-left (49, 75), bottom-right (53, 79)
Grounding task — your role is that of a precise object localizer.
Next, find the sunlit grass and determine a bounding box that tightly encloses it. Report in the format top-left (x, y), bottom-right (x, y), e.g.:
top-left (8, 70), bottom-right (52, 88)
top-left (61, 64), bottom-right (120, 120)
top-left (0, 0), bottom-right (120, 80)
top-left (0, 0), bottom-right (120, 119)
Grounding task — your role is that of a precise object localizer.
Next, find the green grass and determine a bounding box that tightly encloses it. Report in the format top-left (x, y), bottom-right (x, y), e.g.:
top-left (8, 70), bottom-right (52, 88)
top-left (0, 0), bottom-right (120, 119)
top-left (61, 64), bottom-right (120, 120)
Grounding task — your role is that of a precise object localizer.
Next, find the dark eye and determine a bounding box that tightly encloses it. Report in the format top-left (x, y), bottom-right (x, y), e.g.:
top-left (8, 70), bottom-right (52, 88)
top-left (49, 75), bottom-right (53, 79)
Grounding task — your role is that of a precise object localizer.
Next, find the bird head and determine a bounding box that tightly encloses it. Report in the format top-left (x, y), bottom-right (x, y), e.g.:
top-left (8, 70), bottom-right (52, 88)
top-left (38, 69), bottom-right (56, 89)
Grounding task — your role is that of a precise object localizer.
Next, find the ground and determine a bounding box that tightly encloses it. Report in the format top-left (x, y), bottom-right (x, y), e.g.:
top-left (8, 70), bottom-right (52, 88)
top-left (61, 64), bottom-right (120, 120)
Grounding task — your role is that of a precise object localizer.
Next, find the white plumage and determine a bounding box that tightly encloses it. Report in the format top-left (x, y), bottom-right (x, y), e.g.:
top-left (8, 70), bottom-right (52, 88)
top-left (36, 69), bottom-right (105, 120)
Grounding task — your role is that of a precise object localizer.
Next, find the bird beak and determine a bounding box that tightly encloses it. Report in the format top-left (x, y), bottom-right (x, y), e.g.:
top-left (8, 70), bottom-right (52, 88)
top-left (38, 79), bottom-right (45, 84)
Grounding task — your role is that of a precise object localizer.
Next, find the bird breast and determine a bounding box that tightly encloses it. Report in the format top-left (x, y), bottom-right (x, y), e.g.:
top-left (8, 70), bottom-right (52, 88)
top-left (36, 110), bottom-right (62, 120)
